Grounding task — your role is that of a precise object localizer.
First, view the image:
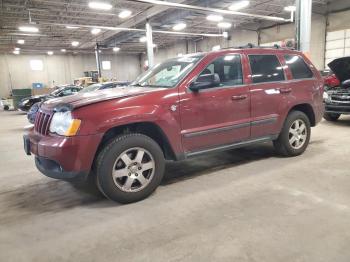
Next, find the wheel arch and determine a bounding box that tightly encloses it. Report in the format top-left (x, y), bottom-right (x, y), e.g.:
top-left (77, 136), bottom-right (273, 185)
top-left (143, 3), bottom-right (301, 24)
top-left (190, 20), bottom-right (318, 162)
top-left (288, 103), bottom-right (316, 127)
top-left (95, 122), bottom-right (177, 162)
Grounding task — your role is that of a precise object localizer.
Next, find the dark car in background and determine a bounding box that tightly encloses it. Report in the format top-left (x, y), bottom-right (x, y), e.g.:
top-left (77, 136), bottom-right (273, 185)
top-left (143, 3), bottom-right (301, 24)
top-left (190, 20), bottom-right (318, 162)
top-left (323, 57), bottom-right (350, 121)
top-left (18, 85), bottom-right (82, 112)
top-left (27, 81), bottom-right (130, 123)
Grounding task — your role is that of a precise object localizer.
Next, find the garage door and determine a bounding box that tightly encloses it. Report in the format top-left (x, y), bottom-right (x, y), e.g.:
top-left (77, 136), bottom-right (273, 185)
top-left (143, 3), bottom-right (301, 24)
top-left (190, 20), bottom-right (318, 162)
top-left (325, 29), bottom-right (350, 68)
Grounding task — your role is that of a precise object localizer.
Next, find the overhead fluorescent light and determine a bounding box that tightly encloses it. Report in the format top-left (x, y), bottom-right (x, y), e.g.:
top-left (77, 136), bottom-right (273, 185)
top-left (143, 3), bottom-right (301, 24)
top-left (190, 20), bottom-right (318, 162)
top-left (13, 50), bottom-right (20, 55)
top-left (206, 14), bottom-right (223, 22)
top-left (18, 26), bottom-right (39, 33)
top-left (119, 10), bottom-right (132, 19)
top-left (98, 50), bottom-right (102, 53)
top-left (66, 26), bottom-right (80, 29)
top-left (223, 32), bottom-right (229, 38)
top-left (88, 1), bottom-right (112, 10)
top-left (47, 51), bottom-right (54, 55)
top-left (212, 45), bottom-right (221, 51)
top-left (218, 22), bottom-right (232, 29)
top-left (173, 23), bottom-right (187, 31)
top-left (113, 47), bottom-right (120, 52)
top-left (61, 49), bottom-right (67, 52)
top-left (140, 36), bottom-right (147, 43)
top-left (91, 28), bottom-right (101, 35)
top-left (229, 1), bottom-right (250, 11)
top-left (72, 41), bottom-right (80, 47)
top-left (284, 6), bottom-right (296, 12)
top-left (14, 47), bottom-right (20, 51)
top-left (17, 39), bottom-right (25, 44)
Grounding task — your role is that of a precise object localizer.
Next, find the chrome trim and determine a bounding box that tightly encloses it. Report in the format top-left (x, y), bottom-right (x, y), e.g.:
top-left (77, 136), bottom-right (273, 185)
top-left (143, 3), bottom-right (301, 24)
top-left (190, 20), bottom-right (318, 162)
top-left (183, 122), bottom-right (250, 138)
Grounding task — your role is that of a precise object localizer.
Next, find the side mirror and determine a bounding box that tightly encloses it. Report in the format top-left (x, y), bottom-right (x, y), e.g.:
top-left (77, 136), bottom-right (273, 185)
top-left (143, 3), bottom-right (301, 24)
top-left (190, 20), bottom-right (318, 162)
top-left (189, 73), bottom-right (220, 92)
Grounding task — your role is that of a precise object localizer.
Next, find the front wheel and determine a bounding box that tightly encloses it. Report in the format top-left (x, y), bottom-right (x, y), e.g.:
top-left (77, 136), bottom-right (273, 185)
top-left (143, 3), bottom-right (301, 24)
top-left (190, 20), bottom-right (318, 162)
top-left (323, 112), bottom-right (340, 122)
top-left (273, 111), bottom-right (311, 157)
top-left (95, 133), bottom-right (165, 204)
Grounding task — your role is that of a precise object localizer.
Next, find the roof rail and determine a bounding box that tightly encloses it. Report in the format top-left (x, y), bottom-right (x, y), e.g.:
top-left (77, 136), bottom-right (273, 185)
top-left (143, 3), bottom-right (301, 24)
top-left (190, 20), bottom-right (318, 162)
top-left (221, 43), bottom-right (295, 50)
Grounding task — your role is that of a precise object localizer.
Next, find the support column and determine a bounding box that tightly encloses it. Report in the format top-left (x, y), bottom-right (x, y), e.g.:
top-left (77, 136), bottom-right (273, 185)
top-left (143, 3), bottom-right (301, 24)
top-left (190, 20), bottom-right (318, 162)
top-left (295, 0), bottom-right (312, 53)
top-left (146, 22), bottom-right (154, 68)
top-left (95, 44), bottom-right (102, 78)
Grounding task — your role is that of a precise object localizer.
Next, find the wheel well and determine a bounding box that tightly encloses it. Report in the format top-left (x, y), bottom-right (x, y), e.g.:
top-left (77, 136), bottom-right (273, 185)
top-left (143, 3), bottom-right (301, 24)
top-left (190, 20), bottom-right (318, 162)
top-left (289, 104), bottom-right (316, 126)
top-left (96, 122), bottom-right (177, 161)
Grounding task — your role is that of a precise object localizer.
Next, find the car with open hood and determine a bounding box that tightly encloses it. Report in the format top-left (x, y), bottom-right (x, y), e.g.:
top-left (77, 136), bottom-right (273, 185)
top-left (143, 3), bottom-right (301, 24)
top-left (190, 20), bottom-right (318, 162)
top-left (323, 56), bottom-right (350, 121)
top-left (23, 47), bottom-right (324, 204)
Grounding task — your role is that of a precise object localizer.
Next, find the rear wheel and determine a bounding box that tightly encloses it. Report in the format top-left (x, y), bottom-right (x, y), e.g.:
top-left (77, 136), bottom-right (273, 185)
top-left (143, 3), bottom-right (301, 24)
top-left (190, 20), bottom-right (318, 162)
top-left (323, 112), bottom-right (340, 122)
top-left (95, 133), bottom-right (165, 204)
top-left (273, 111), bottom-right (311, 157)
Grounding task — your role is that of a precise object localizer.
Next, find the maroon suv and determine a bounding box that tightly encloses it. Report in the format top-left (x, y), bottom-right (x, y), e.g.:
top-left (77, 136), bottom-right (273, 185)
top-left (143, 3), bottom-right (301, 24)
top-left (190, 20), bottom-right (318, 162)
top-left (24, 47), bottom-right (324, 203)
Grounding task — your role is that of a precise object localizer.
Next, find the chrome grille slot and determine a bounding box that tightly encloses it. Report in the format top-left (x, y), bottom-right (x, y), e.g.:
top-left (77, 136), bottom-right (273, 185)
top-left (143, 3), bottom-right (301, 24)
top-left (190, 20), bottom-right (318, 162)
top-left (34, 111), bottom-right (52, 135)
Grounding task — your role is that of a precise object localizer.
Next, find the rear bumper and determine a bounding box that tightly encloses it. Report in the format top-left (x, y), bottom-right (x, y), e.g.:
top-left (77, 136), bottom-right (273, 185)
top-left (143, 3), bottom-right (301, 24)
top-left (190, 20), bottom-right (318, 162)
top-left (24, 131), bottom-right (103, 181)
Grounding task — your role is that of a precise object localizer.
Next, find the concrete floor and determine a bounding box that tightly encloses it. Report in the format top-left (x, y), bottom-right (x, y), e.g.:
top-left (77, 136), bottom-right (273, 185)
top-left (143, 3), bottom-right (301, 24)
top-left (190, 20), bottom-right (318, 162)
top-left (0, 110), bottom-right (350, 262)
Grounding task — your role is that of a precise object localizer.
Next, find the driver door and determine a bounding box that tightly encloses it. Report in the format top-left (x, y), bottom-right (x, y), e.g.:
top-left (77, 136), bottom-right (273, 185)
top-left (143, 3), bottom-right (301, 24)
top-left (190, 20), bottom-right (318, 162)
top-left (179, 54), bottom-right (251, 153)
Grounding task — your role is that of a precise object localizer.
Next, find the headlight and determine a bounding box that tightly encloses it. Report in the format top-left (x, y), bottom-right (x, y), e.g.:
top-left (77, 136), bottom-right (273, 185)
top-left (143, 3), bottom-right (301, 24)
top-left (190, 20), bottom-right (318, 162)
top-left (49, 111), bottom-right (81, 136)
top-left (323, 92), bottom-right (330, 102)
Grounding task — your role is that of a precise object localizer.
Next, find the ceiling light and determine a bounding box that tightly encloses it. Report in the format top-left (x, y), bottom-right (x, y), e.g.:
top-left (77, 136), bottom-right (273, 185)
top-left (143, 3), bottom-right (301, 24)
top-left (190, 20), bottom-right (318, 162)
top-left (223, 32), bottom-right (229, 38)
top-left (229, 1), bottom-right (250, 11)
top-left (91, 28), bottom-right (101, 35)
top-left (13, 50), bottom-right (20, 55)
top-left (17, 39), bottom-right (25, 44)
top-left (18, 26), bottom-right (39, 33)
top-left (206, 14), bottom-right (223, 22)
top-left (218, 22), bottom-right (232, 29)
top-left (66, 26), bottom-right (80, 29)
top-left (98, 50), bottom-right (102, 53)
top-left (113, 47), bottom-right (120, 52)
top-left (212, 45), bottom-right (221, 51)
top-left (14, 47), bottom-right (20, 51)
top-left (61, 49), bottom-right (66, 52)
top-left (119, 10), bottom-right (132, 19)
top-left (284, 6), bottom-right (296, 12)
top-left (72, 41), bottom-right (79, 47)
top-left (152, 44), bottom-right (157, 48)
top-left (47, 51), bottom-right (54, 55)
top-left (140, 36), bottom-right (147, 43)
top-left (88, 1), bottom-right (112, 10)
top-left (173, 23), bottom-right (187, 31)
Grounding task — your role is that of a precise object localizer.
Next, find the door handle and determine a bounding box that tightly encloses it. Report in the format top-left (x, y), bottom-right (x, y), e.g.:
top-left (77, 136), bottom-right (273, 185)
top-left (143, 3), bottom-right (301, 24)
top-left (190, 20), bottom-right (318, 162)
top-left (279, 87), bottom-right (292, 94)
top-left (231, 95), bottom-right (248, 101)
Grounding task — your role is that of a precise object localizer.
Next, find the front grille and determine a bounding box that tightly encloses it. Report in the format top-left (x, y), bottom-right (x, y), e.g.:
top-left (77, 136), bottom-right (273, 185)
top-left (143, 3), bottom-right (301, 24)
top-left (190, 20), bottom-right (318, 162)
top-left (34, 111), bottom-right (53, 135)
top-left (331, 95), bottom-right (350, 103)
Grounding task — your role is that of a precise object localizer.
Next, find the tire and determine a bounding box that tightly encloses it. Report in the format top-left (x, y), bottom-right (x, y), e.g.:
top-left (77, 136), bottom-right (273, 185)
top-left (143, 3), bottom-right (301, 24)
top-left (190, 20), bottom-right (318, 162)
top-left (323, 112), bottom-right (340, 122)
top-left (95, 133), bottom-right (165, 204)
top-left (273, 110), bottom-right (311, 157)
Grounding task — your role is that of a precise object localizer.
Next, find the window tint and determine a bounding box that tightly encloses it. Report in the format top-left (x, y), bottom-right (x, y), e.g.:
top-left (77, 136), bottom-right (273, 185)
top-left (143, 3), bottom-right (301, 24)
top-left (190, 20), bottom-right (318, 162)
top-left (199, 54), bottom-right (243, 87)
top-left (249, 55), bottom-right (285, 83)
top-left (285, 55), bottom-right (314, 79)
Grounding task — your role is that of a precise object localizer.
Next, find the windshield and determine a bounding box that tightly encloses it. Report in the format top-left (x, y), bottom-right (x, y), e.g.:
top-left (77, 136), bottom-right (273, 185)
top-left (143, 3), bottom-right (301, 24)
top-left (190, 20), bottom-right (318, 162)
top-left (51, 87), bottom-right (65, 96)
top-left (131, 55), bottom-right (203, 88)
top-left (79, 83), bottom-right (103, 93)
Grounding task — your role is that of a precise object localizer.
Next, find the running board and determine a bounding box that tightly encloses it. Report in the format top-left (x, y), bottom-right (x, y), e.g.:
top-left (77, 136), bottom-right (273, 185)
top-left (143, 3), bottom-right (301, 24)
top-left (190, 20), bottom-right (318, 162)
top-left (185, 135), bottom-right (278, 158)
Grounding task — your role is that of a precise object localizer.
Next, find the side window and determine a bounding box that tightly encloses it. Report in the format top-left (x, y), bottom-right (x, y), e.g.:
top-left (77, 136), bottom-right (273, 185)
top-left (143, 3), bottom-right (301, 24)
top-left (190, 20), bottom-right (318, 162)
top-left (199, 54), bottom-right (243, 87)
top-left (249, 55), bottom-right (285, 83)
top-left (284, 55), bottom-right (314, 79)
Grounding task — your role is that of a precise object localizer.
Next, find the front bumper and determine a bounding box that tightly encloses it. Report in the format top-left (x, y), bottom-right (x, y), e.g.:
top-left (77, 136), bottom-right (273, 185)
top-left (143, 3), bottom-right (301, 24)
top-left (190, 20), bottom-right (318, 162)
top-left (325, 103), bottom-right (350, 114)
top-left (24, 131), bottom-right (103, 181)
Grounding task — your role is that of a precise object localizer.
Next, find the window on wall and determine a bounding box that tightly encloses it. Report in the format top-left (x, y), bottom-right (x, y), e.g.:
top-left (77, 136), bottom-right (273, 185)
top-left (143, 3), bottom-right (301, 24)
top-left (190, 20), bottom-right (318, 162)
top-left (30, 60), bottom-right (43, 71)
top-left (249, 55), bottom-right (285, 83)
top-left (102, 61), bottom-right (111, 70)
top-left (285, 55), bottom-right (314, 79)
top-left (198, 54), bottom-right (243, 87)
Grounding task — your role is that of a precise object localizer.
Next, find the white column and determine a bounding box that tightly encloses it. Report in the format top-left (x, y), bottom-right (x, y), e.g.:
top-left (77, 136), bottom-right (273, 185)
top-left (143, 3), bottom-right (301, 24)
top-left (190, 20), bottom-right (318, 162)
top-left (146, 22), bottom-right (154, 68)
top-left (295, 0), bottom-right (312, 52)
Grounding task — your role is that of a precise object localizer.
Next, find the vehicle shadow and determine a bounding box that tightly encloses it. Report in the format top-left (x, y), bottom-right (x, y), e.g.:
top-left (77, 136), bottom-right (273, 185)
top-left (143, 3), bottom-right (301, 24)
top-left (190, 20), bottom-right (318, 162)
top-left (322, 117), bottom-right (350, 127)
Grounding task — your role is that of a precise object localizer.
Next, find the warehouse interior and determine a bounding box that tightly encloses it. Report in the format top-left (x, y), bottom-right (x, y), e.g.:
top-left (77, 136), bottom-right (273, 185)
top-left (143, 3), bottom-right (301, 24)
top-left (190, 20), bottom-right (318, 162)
top-left (1, 0), bottom-right (350, 261)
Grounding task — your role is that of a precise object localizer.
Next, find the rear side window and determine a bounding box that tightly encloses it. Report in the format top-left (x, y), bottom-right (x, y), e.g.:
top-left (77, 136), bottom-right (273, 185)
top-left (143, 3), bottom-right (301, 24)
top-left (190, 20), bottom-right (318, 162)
top-left (284, 55), bottom-right (314, 79)
top-left (249, 55), bottom-right (285, 83)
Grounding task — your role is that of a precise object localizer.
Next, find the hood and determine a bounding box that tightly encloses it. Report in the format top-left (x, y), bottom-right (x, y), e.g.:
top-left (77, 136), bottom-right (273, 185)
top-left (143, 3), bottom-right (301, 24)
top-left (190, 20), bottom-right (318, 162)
top-left (328, 57), bottom-right (350, 83)
top-left (42, 86), bottom-right (164, 110)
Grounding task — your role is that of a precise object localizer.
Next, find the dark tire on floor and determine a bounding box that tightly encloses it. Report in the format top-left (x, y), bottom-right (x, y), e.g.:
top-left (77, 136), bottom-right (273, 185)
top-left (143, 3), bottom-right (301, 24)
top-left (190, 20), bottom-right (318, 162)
top-left (273, 110), bottom-right (311, 157)
top-left (95, 133), bottom-right (165, 204)
top-left (323, 112), bottom-right (340, 122)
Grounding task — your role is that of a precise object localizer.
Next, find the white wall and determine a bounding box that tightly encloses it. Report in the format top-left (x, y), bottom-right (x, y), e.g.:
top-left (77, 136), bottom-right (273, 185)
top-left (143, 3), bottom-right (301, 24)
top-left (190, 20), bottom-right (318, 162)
top-left (0, 53), bottom-right (141, 98)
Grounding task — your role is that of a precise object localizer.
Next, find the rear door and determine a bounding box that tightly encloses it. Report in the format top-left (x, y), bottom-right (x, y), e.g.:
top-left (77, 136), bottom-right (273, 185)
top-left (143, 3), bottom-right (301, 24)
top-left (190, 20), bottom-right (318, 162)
top-left (247, 53), bottom-right (290, 138)
top-left (179, 53), bottom-right (251, 153)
